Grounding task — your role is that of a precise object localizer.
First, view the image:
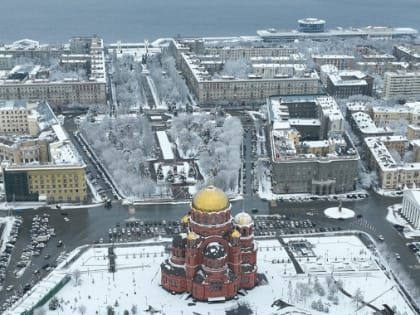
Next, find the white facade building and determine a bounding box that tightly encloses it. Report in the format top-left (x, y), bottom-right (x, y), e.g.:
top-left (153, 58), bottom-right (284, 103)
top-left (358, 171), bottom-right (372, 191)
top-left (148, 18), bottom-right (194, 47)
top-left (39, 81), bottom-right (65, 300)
top-left (402, 189), bottom-right (420, 229)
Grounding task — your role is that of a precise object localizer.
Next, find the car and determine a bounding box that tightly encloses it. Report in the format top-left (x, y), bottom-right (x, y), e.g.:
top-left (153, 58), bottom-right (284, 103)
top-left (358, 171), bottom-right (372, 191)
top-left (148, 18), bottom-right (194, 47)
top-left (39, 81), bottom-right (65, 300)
top-left (6, 285), bottom-right (14, 292)
top-left (42, 263), bottom-right (50, 270)
top-left (356, 214), bottom-right (363, 219)
top-left (44, 254), bottom-right (51, 260)
top-left (378, 235), bottom-right (385, 241)
top-left (395, 253), bottom-right (401, 260)
top-left (57, 240), bottom-right (63, 247)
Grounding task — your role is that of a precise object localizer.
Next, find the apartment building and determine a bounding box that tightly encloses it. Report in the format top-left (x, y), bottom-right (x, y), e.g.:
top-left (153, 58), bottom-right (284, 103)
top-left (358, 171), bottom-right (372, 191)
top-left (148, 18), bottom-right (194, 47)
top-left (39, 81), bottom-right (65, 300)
top-left (350, 112), bottom-right (393, 139)
top-left (311, 54), bottom-right (355, 70)
top-left (393, 44), bottom-right (420, 63)
top-left (0, 37), bottom-right (107, 105)
top-left (370, 102), bottom-right (420, 126)
top-left (383, 71), bottom-right (420, 100)
top-left (0, 100), bottom-right (29, 134)
top-left (364, 136), bottom-right (420, 190)
top-left (172, 39), bottom-right (321, 105)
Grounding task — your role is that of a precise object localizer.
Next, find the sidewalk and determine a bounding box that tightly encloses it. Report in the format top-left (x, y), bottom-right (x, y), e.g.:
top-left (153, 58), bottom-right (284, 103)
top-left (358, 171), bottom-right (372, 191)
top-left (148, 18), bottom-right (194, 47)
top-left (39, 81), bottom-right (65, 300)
top-left (0, 201), bottom-right (104, 211)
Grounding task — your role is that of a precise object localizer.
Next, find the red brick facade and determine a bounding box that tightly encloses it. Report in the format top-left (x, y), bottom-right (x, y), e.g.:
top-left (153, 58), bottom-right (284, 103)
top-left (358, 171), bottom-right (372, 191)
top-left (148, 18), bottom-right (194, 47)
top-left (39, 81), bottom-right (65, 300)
top-left (161, 186), bottom-right (258, 301)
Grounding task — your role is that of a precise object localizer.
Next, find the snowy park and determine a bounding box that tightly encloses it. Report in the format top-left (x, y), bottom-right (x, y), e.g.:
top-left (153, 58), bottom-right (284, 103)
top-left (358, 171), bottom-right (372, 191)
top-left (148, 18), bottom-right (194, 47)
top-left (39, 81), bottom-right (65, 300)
top-left (7, 234), bottom-right (416, 315)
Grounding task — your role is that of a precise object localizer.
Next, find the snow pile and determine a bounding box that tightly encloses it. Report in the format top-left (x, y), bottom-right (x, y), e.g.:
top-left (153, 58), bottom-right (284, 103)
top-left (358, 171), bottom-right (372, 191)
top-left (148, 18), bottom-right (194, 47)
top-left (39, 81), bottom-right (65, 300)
top-left (324, 207), bottom-right (355, 219)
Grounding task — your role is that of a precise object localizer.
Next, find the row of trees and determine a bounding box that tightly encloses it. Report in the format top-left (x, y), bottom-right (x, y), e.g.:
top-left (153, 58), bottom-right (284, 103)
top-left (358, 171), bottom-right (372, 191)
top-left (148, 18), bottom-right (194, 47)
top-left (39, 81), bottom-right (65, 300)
top-left (112, 54), bottom-right (145, 113)
top-left (147, 55), bottom-right (190, 107)
top-left (80, 116), bottom-right (157, 198)
top-left (169, 113), bottom-right (243, 193)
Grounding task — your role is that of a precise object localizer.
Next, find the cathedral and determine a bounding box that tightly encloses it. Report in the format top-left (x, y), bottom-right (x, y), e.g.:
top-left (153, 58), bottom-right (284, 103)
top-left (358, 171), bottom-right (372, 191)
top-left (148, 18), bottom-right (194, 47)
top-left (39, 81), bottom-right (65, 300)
top-left (161, 185), bottom-right (258, 301)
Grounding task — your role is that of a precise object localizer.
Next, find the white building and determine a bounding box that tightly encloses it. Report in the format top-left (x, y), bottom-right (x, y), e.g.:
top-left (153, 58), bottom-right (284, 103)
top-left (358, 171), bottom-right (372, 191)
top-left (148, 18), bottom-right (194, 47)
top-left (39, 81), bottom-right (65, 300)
top-left (402, 189), bottom-right (420, 229)
top-left (383, 71), bottom-right (420, 100)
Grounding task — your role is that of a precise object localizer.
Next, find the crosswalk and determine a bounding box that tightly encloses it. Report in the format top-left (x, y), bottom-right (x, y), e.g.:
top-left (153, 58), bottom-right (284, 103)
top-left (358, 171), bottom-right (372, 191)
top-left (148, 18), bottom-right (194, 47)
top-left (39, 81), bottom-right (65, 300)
top-left (347, 218), bottom-right (377, 233)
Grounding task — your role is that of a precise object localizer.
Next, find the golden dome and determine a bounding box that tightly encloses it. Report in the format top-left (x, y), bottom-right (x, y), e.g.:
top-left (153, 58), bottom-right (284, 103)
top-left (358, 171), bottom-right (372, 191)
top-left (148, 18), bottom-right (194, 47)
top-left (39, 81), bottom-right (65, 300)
top-left (187, 231), bottom-right (198, 240)
top-left (231, 230), bottom-right (241, 238)
top-left (191, 185), bottom-right (230, 213)
top-left (234, 212), bottom-right (253, 226)
top-left (181, 215), bottom-right (189, 224)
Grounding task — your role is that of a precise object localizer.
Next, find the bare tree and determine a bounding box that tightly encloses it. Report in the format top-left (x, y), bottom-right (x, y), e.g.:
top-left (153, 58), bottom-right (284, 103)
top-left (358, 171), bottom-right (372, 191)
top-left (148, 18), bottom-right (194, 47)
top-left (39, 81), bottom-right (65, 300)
top-left (78, 304), bottom-right (87, 315)
top-left (72, 269), bottom-right (81, 286)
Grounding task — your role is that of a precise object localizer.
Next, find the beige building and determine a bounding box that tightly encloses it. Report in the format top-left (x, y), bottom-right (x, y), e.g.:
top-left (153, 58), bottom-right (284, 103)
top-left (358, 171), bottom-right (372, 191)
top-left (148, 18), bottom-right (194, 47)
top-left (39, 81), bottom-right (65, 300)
top-left (312, 54), bottom-right (355, 70)
top-left (0, 36), bottom-right (107, 105)
top-left (0, 100), bottom-right (29, 134)
top-left (364, 136), bottom-right (420, 190)
top-left (3, 163), bottom-right (87, 203)
top-left (407, 124), bottom-right (420, 140)
top-left (0, 137), bottom-right (49, 164)
top-left (0, 80), bottom-right (106, 106)
top-left (383, 71), bottom-right (420, 100)
top-left (173, 40), bottom-right (320, 104)
top-left (370, 103), bottom-right (420, 126)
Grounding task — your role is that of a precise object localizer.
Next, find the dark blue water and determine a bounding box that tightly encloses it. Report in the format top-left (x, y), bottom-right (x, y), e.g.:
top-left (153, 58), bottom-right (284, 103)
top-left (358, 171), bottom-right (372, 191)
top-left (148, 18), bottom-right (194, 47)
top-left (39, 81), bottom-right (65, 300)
top-left (0, 0), bottom-right (419, 43)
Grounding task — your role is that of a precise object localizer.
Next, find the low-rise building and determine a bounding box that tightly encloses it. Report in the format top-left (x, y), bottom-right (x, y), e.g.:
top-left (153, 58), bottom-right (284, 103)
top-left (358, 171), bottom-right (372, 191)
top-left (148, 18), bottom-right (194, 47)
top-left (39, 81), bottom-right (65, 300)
top-left (350, 112), bottom-right (393, 139)
top-left (364, 136), bottom-right (420, 190)
top-left (370, 102), bottom-right (420, 126)
top-left (345, 102), bottom-right (369, 119)
top-left (312, 54), bottom-right (355, 70)
top-left (407, 124), bottom-right (420, 140)
top-left (401, 189), bottom-right (420, 229)
top-left (0, 137), bottom-right (49, 164)
top-left (393, 44), bottom-right (420, 63)
top-left (356, 61), bottom-right (409, 75)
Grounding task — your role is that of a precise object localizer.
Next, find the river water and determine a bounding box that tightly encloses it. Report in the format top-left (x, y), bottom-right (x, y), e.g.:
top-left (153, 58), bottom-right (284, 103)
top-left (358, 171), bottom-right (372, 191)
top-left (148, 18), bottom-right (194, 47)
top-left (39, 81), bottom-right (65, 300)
top-left (1, 0), bottom-right (419, 42)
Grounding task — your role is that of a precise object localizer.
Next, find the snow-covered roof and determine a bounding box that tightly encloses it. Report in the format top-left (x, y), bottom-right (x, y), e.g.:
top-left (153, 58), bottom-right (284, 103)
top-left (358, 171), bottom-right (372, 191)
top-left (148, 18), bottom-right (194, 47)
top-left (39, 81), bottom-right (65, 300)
top-left (352, 112), bottom-right (392, 135)
top-left (156, 130), bottom-right (175, 161)
top-left (364, 136), bottom-right (409, 171)
top-left (346, 101), bottom-right (368, 113)
top-left (328, 70), bottom-right (368, 86)
top-left (0, 99), bottom-right (27, 110)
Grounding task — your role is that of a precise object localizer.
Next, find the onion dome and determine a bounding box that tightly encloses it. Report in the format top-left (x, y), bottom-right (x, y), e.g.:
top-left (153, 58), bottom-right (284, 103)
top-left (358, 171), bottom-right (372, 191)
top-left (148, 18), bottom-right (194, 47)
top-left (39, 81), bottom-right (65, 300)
top-left (187, 231), bottom-right (198, 240)
top-left (234, 212), bottom-right (253, 226)
top-left (181, 215), bottom-right (189, 224)
top-left (231, 230), bottom-right (241, 238)
top-left (191, 185), bottom-right (230, 213)
top-left (204, 242), bottom-right (226, 259)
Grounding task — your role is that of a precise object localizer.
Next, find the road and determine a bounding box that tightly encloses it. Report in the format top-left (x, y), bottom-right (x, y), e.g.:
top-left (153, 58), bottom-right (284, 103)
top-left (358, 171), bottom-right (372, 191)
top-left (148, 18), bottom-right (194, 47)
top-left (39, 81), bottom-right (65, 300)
top-left (1, 191), bottom-right (419, 308)
top-left (1, 113), bottom-right (419, 309)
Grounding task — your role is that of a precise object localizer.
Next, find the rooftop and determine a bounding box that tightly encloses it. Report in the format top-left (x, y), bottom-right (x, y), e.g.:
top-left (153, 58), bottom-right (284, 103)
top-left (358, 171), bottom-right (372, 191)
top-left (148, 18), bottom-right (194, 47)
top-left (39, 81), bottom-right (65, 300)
top-left (0, 99), bottom-right (27, 110)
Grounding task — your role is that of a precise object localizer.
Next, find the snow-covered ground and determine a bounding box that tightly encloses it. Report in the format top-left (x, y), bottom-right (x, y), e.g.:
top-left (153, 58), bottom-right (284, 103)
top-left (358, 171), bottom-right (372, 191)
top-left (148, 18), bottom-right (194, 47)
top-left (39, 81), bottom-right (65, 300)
top-left (324, 207), bottom-right (355, 219)
top-left (7, 234), bottom-right (417, 315)
top-left (154, 162), bottom-right (197, 185)
top-left (0, 216), bottom-right (16, 253)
